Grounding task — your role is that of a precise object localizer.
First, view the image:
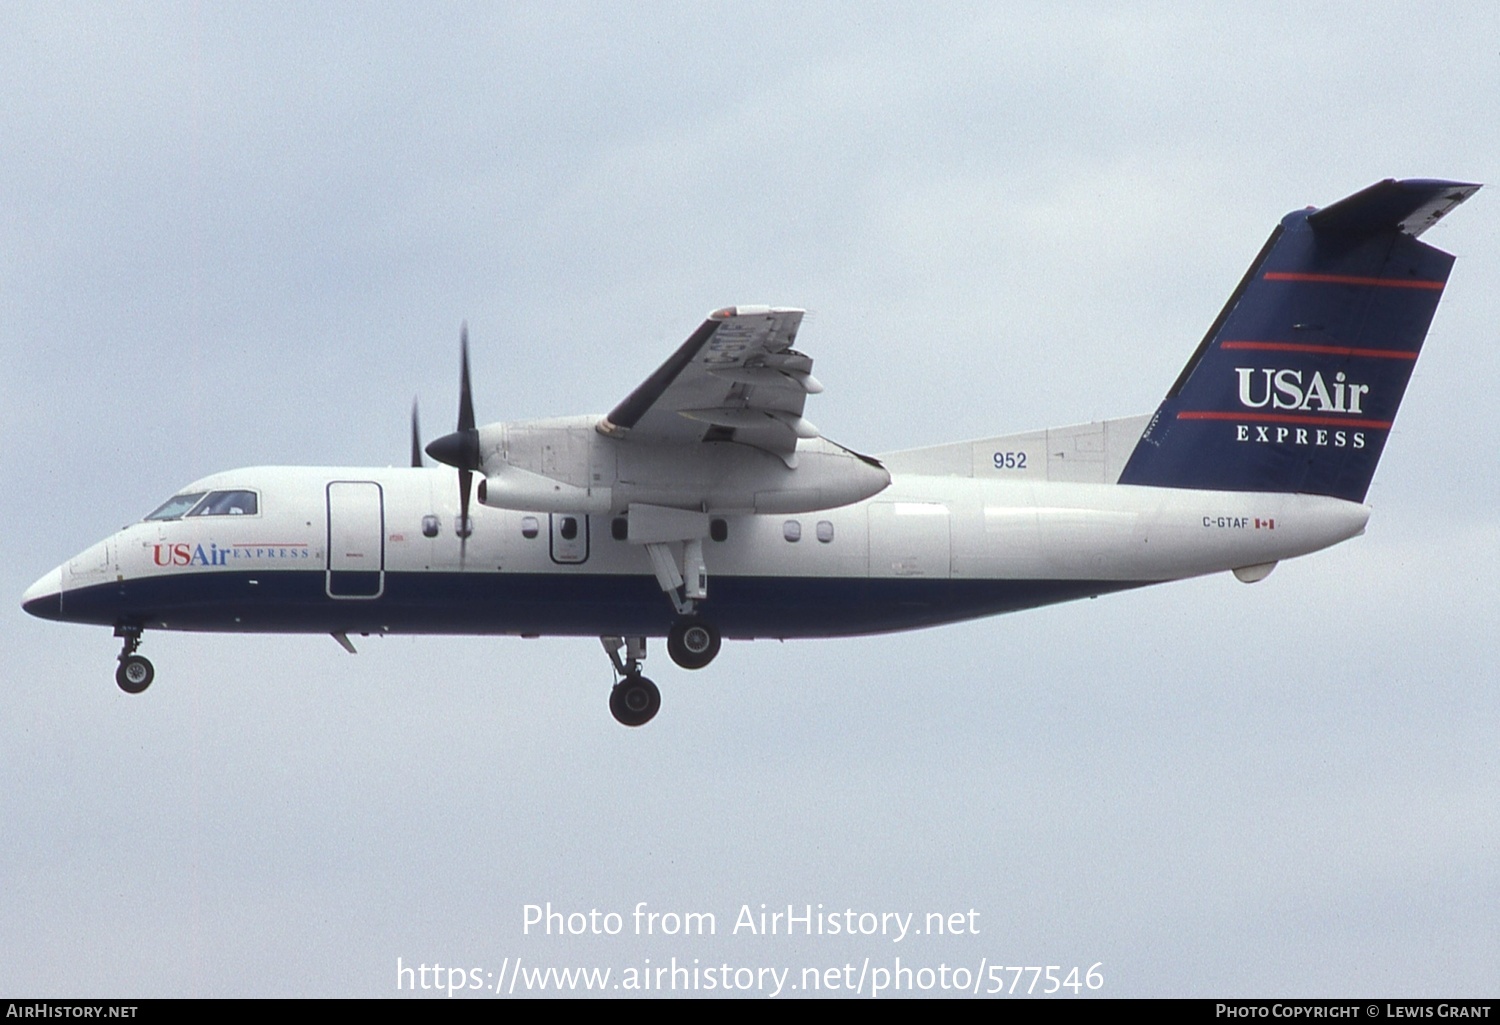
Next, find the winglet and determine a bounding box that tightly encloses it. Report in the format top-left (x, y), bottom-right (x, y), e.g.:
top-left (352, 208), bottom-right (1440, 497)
top-left (1307, 178), bottom-right (1480, 241)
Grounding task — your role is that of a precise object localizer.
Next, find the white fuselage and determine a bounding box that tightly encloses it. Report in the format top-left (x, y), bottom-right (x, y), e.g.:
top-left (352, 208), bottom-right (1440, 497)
top-left (25, 461), bottom-right (1368, 641)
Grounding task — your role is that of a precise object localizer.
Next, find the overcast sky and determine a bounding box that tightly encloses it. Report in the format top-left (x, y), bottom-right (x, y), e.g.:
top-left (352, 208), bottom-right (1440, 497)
top-left (3, 2), bottom-right (1496, 998)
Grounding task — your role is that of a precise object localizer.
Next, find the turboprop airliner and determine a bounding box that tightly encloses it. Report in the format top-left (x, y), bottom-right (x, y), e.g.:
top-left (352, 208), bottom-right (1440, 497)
top-left (22, 178), bottom-right (1478, 726)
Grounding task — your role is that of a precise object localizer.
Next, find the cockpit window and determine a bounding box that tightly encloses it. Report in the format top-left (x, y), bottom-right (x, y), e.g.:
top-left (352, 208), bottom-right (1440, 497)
top-left (187, 490), bottom-right (259, 517)
top-left (144, 493), bottom-right (207, 521)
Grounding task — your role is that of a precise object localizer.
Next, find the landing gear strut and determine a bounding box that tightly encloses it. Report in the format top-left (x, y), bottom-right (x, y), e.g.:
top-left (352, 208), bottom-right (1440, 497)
top-left (114, 625), bottom-right (154, 694)
top-left (636, 532), bottom-right (722, 672)
top-left (667, 617), bottom-right (721, 670)
top-left (601, 635), bottom-right (660, 727)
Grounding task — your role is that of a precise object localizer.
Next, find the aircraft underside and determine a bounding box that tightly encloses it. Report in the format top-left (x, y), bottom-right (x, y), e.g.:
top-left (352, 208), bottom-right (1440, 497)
top-left (33, 570), bottom-right (1146, 640)
top-left (30, 569), bottom-right (1154, 727)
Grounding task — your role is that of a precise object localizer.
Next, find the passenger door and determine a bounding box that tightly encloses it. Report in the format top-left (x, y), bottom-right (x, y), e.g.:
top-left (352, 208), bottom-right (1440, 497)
top-left (326, 481), bottom-right (385, 598)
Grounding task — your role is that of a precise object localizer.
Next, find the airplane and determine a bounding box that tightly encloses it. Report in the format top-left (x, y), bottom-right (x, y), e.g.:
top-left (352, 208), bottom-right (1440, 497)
top-left (22, 178), bottom-right (1479, 727)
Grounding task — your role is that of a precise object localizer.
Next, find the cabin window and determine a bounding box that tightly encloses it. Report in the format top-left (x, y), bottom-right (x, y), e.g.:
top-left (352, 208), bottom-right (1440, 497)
top-left (710, 518), bottom-right (728, 542)
top-left (421, 515), bottom-right (440, 538)
top-left (188, 490), bottom-right (259, 517)
top-left (782, 520), bottom-right (801, 543)
top-left (611, 516), bottom-right (628, 541)
top-left (816, 520), bottom-right (834, 543)
top-left (559, 516), bottom-right (579, 541)
top-left (144, 492), bottom-right (207, 522)
top-left (521, 516), bottom-right (540, 539)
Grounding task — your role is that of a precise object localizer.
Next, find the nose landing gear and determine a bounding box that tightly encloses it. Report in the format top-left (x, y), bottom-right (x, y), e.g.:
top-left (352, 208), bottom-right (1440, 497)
top-left (113, 625), bottom-right (154, 694)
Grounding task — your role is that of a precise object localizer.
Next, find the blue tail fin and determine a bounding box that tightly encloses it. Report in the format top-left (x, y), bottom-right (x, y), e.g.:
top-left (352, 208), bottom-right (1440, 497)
top-left (1118, 178), bottom-right (1478, 502)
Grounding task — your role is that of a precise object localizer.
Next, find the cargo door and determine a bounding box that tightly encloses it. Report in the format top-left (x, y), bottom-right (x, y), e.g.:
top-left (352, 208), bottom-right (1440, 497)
top-left (867, 501), bottom-right (951, 578)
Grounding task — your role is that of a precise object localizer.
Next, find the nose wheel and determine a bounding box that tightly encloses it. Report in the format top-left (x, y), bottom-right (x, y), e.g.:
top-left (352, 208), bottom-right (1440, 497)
top-left (116, 655), bottom-right (154, 694)
top-left (113, 625), bottom-right (154, 694)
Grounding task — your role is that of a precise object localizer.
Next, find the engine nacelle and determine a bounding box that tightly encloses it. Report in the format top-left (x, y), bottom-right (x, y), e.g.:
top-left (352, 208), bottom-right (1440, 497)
top-left (477, 463), bottom-right (612, 515)
top-left (473, 415), bottom-right (889, 515)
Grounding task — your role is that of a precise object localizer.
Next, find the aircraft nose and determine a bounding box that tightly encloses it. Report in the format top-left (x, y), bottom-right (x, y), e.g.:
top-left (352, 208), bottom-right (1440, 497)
top-left (21, 565), bottom-right (64, 621)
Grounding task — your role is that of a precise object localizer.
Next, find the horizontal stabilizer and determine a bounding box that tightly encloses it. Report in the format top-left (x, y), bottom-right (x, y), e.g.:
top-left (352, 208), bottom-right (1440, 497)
top-left (1307, 178), bottom-right (1479, 241)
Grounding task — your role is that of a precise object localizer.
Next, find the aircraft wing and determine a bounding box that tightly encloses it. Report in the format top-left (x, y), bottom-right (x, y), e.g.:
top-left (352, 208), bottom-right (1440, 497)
top-left (598, 306), bottom-right (822, 457)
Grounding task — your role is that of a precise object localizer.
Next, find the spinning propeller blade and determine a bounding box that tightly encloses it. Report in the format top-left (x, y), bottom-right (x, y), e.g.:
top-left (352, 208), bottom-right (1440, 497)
top-left (425, 323), bottom-right (482, 564)
top-left (410, 399), bottom-right (423, 468)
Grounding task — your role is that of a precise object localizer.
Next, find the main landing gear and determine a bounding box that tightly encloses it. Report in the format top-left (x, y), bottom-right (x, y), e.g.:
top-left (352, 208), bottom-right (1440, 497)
top-left (667, 617), bottom-right (721, 670)
top-left (601, 636), bottom-right (660, 727)
top-left (599, 618), bottom-right (723, 726)
top-left (113, 625), bottom-right (154, 694)
top-left (638, 535), bottom-right (722, 671)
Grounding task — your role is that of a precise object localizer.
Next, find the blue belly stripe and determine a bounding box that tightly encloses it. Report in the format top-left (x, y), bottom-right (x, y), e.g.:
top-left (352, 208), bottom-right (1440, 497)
top-left (34, 570), bottom-right (1146, 639)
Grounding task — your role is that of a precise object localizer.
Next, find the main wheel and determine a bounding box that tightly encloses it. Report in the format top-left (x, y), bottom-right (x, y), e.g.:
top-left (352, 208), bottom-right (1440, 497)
top-left (667, 618), bottom-right (721, 670)
top-left (115, 655), bottom-right (154, 694)
top-left (609, 674), bottom-right (661, 727)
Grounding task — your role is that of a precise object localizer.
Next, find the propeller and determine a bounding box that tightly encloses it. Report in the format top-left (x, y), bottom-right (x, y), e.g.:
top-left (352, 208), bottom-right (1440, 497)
top-left (410, 399), bottom-right (423, 468)
top-left (425, 322), bottom-right (483, 563)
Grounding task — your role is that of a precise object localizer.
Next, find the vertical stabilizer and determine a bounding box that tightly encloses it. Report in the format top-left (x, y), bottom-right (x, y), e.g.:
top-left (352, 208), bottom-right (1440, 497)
top-left (1118, 179), bottom-right (1478, 502)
